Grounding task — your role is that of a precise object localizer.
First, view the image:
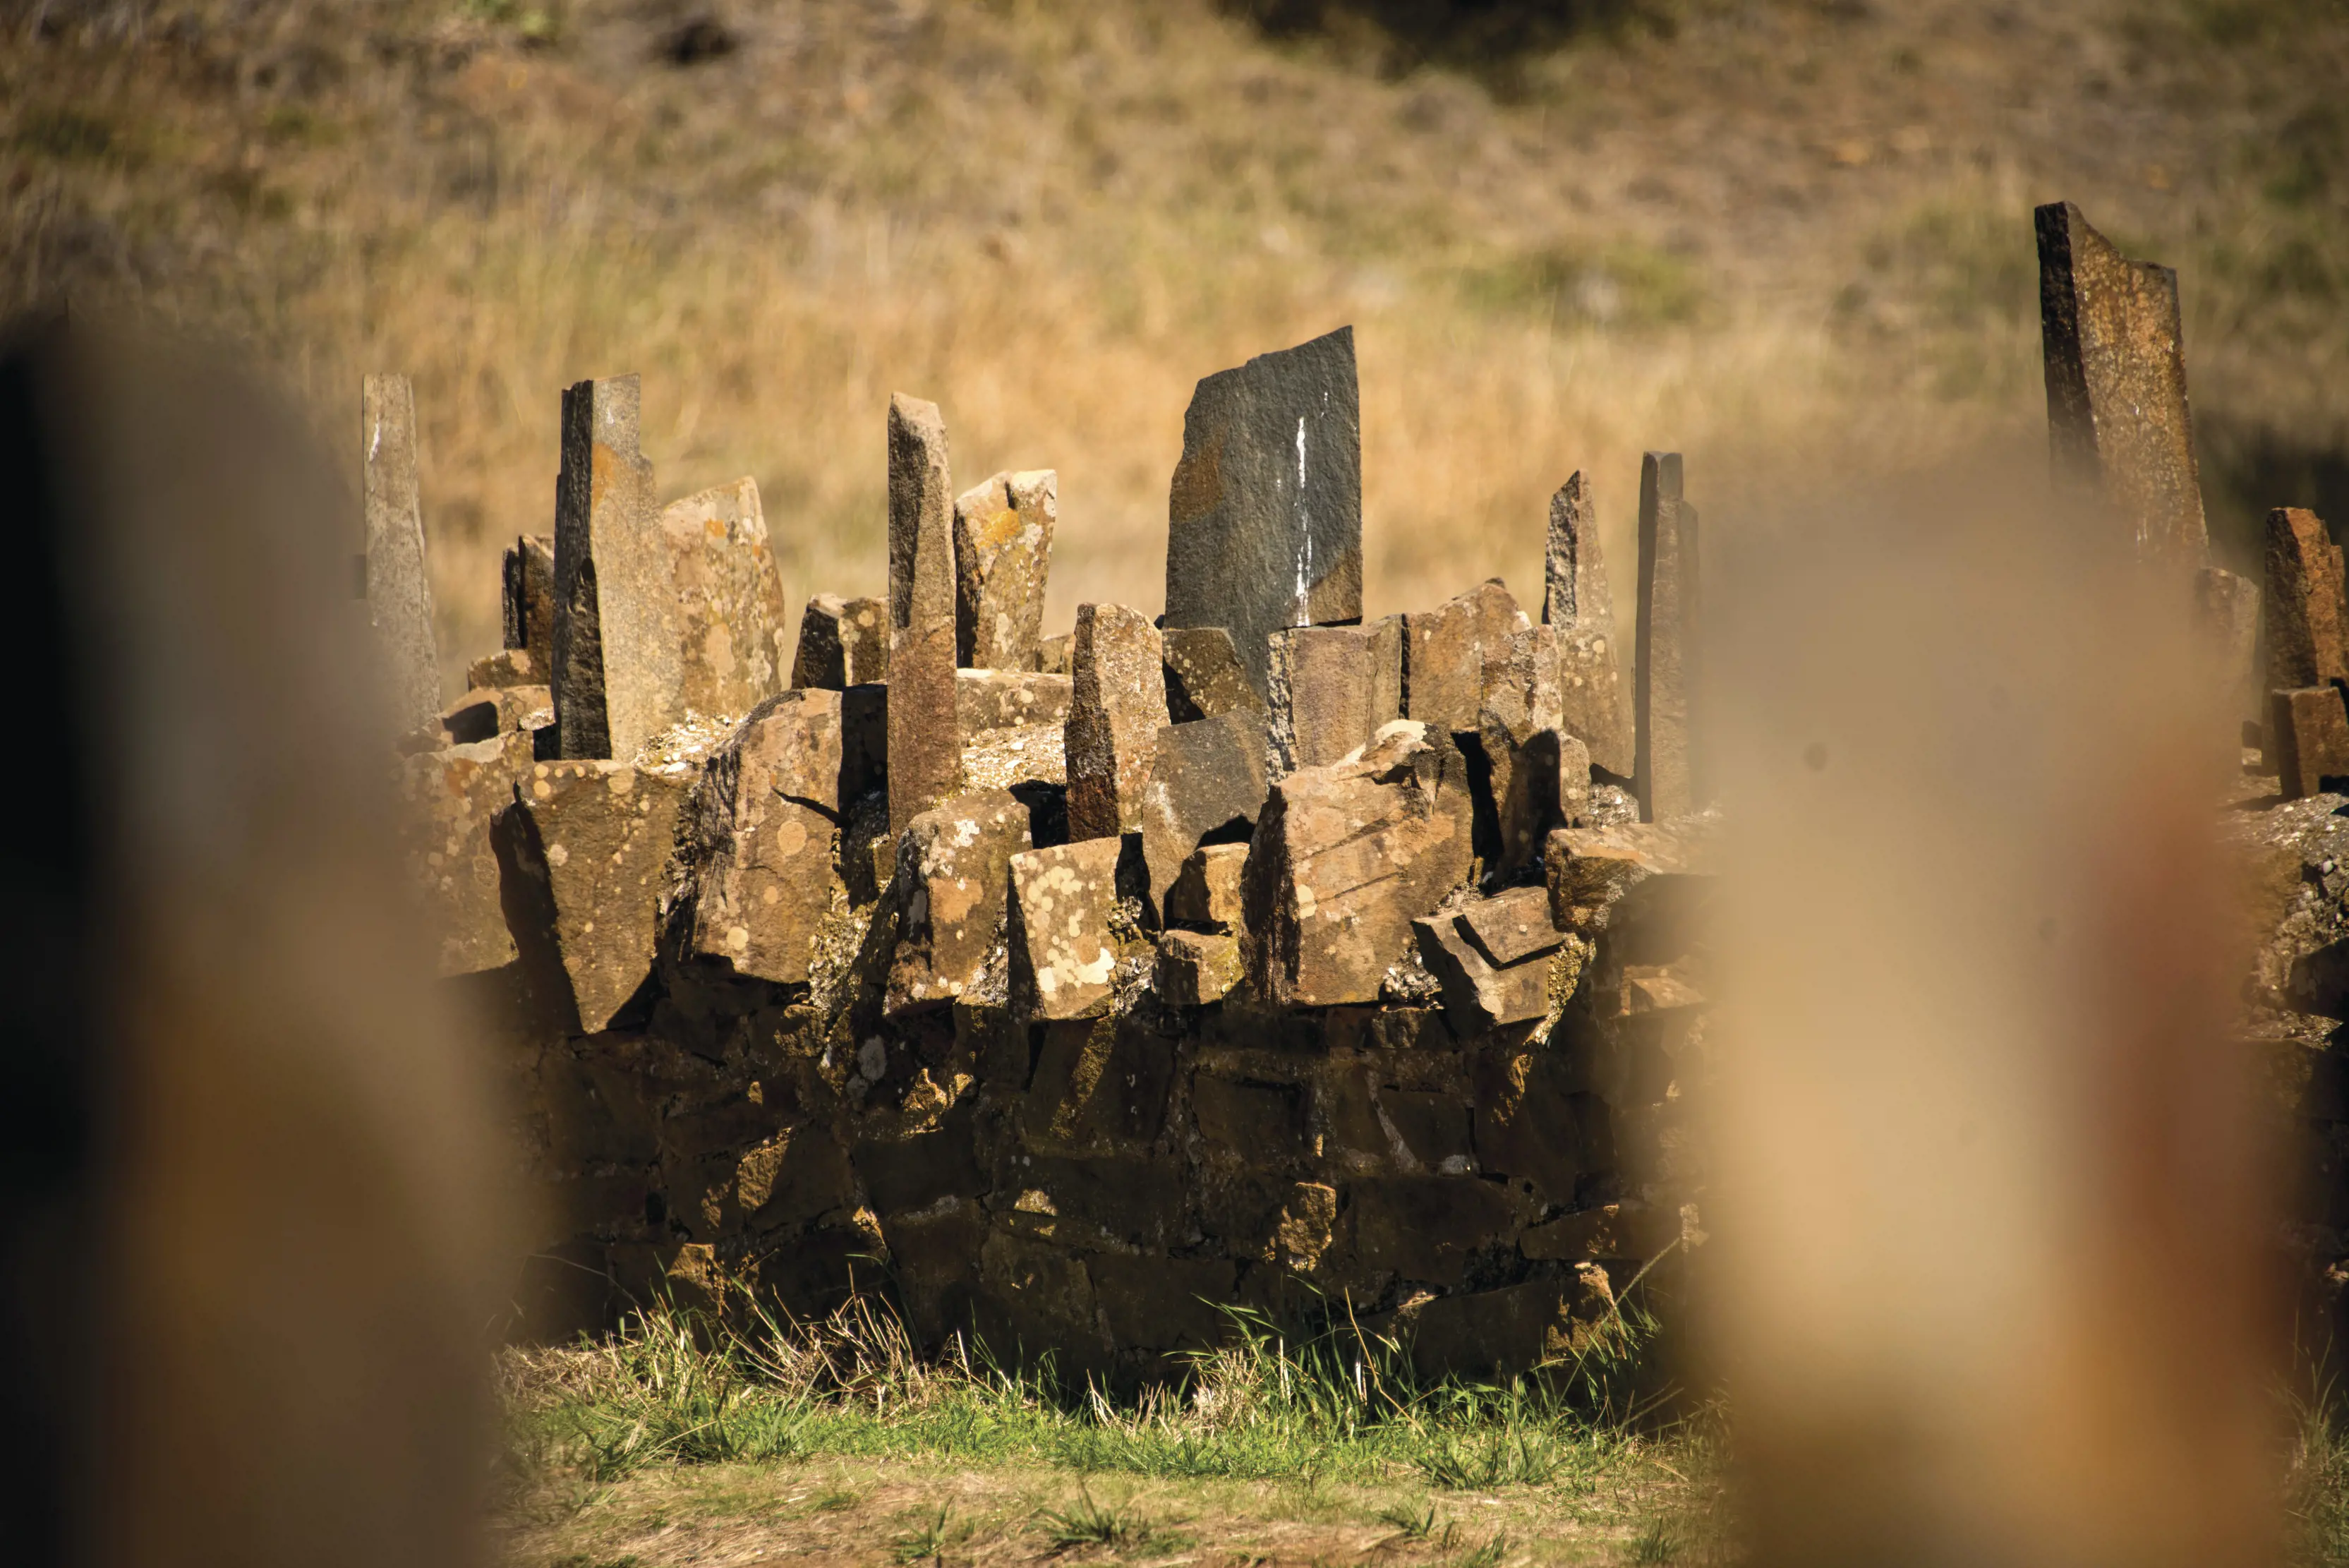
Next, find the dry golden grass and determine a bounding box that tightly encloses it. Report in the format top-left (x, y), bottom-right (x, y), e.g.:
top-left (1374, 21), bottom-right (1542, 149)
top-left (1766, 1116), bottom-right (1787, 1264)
top-left (6, 0), bottom-right (2347, 689)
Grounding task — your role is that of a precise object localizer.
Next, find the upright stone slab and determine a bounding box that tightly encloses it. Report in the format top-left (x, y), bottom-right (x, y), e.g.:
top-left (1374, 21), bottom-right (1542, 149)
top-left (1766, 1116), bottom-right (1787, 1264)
top-left (888, 393), bottom-right (963, 831)
top-left (656, 476), bottom-right (791, 717)
top-left (676, 690), bottom-right (844, 984)
top-left (398, 728), bottom-right (536, 975)
top-left (2036, 200), bottom-right (2210, 570)
top-left (886, 788), bottom-right (1031, 1014)
top-left (1542, 472), bottom-right (1635, 778)
top-left (793, 593), bottom-right (892, 689)
top-left (1634, 452), bottom-right (1698, 823)
top-left (1164, 326), bottom-right (1363, 699)
top-left (361, 373), bottom-right (441, 735)
top-left (2265, 507), bottom-right (2349, 696)
top-left (552, 374), bottom-right (667, 760)
top-left (1403, 579), bottom-right (1528, 737)
top-left (2193, 565), bottom-right (2260, 728)
top-left (503, 533), bottom-right (555, 663)
top-left (2273, 687), bottom-right (2349, 801)
top-left (953, 469), bottom-right (1056, 671)
top-left (1065, 603), bottom-right (1169, 840)
top-left (1008, 838), bottom-right (1123, 1020)
top-left (1139, 711), bottom-right (1270, 912)
top-left (1164, 626), bottom-right (1268, 722)
top-left (1268, 624), bottom-right (1401, 775)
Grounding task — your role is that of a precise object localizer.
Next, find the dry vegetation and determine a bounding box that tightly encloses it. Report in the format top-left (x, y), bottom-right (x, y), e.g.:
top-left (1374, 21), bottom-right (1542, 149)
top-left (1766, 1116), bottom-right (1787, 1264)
top-left (7, 0), bottom-right (2348, 692)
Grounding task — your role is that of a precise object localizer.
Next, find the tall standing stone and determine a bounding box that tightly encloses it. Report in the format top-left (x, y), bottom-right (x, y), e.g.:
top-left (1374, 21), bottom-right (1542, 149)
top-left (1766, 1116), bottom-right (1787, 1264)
top-left (1542, 472), bottom-right (1634, 778)
top-left (551, 374), bottom-right (666, 760)
top-left (887, 393), bottom-right (962, 832)
top-left (2264, 507), bottom-right (2349, 696)
top-left (2036, 200), bottom-right (2210, 570)
top-left (953, 469), bottom-right (1056, 670)
top-left (1065, 603), bottom-right (1168, 840)
top-left (1164, 326), bottom-right (1363, 699)
top-left (502, 533), bottom-right (555, 664)
top-left (1634, 452), bottom-right (1698, 824)
top-left (361, 373), bottom-right (441, 735)
top-left (654, 476), bottom-right (792, 718)
top-left (2193, 565), bottom-right (2260, 728)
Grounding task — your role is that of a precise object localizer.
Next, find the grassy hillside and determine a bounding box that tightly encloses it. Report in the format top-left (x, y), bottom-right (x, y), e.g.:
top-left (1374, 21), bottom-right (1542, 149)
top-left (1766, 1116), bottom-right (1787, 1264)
top-left (6, 0), bottom-right (2347, 688)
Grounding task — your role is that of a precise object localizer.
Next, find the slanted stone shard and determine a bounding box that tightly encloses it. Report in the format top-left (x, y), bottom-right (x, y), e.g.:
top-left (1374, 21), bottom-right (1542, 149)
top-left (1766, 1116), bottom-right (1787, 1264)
top-left (886, 788), bottom-right (1031, 1014)
top-left (656, 476), bottom-right (791, 718)
top-left (1065, 603), bottom-right (1169, 840)
top-left (503, 533), bottom-right (555, 663)
top-left (677, 689), bottom-right (845, 984)
top-left (1163, 625), bottom-right (1269, 721)
top-left (1542, 473), bottom-right (1635, 777)
top-left (552, 374), bottom-right (667, 760)
top-left (1268, 623), bottom-right (1402, 776)
top-left (1404, 579), bottom-right (1529, 737)
top-left (493, 757), bottom-right (689, 1032)
top-left (361, 373), bottom-right (442, 735)
top-left (1164, 325), bottom-right (1363, 699)
top-left (887, 393), bottom-right (964, 831)
top-left (1241, 720), bottom-right (1475, 1007)
top-left (2265, 507), bottom-right (2349, 696)
top-left (2273, 687), bottom-right (2349, 801)
top-left (398, 728), bottom-right (536, 975)
top-left (2192, 565), bottom-right (2260, 726)
top-left (955, 668), bottom-right (1073, 736)
top-left (1459, 883), bottom-right (1565, 968)
top-left (1009, 837), bottom-right (1123, 1020)
top-left (1634, 452), bottom-right (1698, 823)
top-left (1139, 711), bottom-right (1270, 912)
top-left (954, 469), bottom-right (1056, 671)
top-left (2036, 200), bottom-right (2211, 570)
top-left (1414, 910), bottom-right (1553, 1032)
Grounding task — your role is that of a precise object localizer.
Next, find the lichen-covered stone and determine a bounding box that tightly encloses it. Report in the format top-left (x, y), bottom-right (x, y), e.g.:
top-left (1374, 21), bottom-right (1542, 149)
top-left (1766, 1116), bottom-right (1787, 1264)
top-left (1155, 929), bottom-right (1241, 1006)
top-left (437, 682), bottom-right (551, 747)
top-left (1168, 842), bottom-right (1250, 929)
top-left (887, 394), bottom-right (962, 831)
top-left (1140, 711), bottom-right (1268, 912)
top-left (1065, 602), bottom-right (1168, 840)
top-left (1163, 625), bottom-right (1268, 721)
top-left (1268, 622), bottom-right (1401, 776)
top-left (552, 374), bottom-right (665, 760)
top-left (1542, 471), bottom-right (1635, 778)
top-left (953, 469), bottom-right (1056, 671)
top-left (955, 668), bottom-right (1073, 735)
top-left (1413, 903), bottom-right (1558, 1032)
top-left (675, 690), bottom-right (844, 984)
top-left (467, 646), bottom-right (538, 692)
top-left (656, 476), bottom-right (792, 718)
top-left (886, 788), bottom-right (1029, 1015)
top-left (1242, 720), bottom-right (1475, 1006)
top-left (1403, 579), bottom-right (1528, 736)
top-left (1009, 838), bottom-right (1122, 1020)
top-left (399, 727), bottom-right (536, 975)
top-left (793, 593), bottom-right (892, 690)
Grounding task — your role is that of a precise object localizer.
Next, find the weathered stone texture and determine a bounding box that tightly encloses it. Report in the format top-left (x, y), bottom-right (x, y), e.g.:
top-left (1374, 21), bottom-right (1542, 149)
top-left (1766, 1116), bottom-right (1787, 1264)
top-left (1415, 886), bottom-right (1567, 1032)
top-left (1065, 603), bottom-right (1169, 840)
top-left (468, 647), bottom-right (538, 692)
top-left (503, 533), bottom-right (556, 664)
top-left (2036, 200), bottom-right (2210, 570)
top-left (793, 593), bottom-right (891, 690)
top-left (399, 728), bottom-right (536, 975)
top-left (1164, 327), bottom-right (1363, 699)
top-left (1242, 721), bottom-right (1475, 1007)
top-left (1168, 843), bottom-right (1250, 929)
top-left (438, 682), bottom-right (550, 747)
top-left (551, 375), bottom-right (668, 759)
top-left (886, 788), bottom-right (1030, 1013)
top-left (955, 668), bottom-right (1073, 736)
top-left (676, 690), bottom-right (844, 984)
top-left (2194, 565), bottom-right (2262, 725)
top-left (1268, 623), bottom-right (1403, 776)
top-left (2266, 507), bottom-right (2349, 696)
top-left (1634, 452), bottom-right (1698, 823)
top-left (1404, 579), bottom-right (1528, 735)
top-left (2276, 687), bottom-right (2349, 802)
top-left (887, 394), bottom-right (963, 831)
top-left (954, 469), bottom-right (1056, 670)
top-left (1164, 625), bottom-right (1269, 722)
top-left (1009, 838), bottom-right (1123, 1020)
top-left (1140, 712), bottom-right (1270, 912)
top-left (656, 476), bottom-right (791, 717)
top-left (362, 373), bottom-right (442, 734)
top-left (494, 758), bottom-right (689, 1032)
top-left (1155, 929), bottom-right (1242, 1006)
top-left (1542, 472), bottom-right (1635, 777)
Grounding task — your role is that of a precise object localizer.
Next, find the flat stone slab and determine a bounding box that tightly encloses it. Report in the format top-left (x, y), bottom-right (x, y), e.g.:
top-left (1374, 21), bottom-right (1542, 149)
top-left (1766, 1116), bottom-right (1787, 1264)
top-left (1066, 603), bottom-right (1167, 840)
top-left (656, 476), bottom-right (792, 718)
top-left (398, 727), bottom-right (536, 975)
top-left (1163, 625), bottom-right (1267, 721)
top-left (1164, 326), bottom-right (1363, 699)
top-left (1139, 711), bottom-right (1269, 912)
top-left (886, 787), bottom-right (1030, 1014)
top-left (954, 469), bottom-right (1056, 672)
top-left (439, 683), bottom-right (550, 747)
top-left (955, 668), bottom-right (1073, 735)
top-left (1403, 579), bottom-right (1528, 736)
top-left (468, 647), bottom-right (538, 692)
top-left (1456, 883), bottom-right (1564, 967)
top-left (677, 689), bottom-right (845, 984)
top-left (1009, 837), bottom-right (1123, 1020)
top-left (1241, 720), bottom-right (1475, 1007)
top-left (1268, 622), bottom-right (1401, 776)
top-left (1413, 907), bottom-right (1557, 1032)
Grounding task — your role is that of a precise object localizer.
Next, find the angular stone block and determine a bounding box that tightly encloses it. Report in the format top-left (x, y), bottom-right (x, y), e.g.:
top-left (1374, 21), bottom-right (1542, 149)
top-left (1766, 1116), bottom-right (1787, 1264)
top-left (1634, 452), bottom-right (1698, 822)
top-left (1521, 1202), bottom-right (1682, 1262)
top-left (2036, 200), bottom-right (2210, 571)
top-left (502, 532), bottom-right (555, 665)
top-left (953, 468), bottom-right (1056, 671)
top-left (2266, 507), bottom-right (2348, 697)
top-left (955, 668), bottom-right (1073, 735)
top-left (1346, 1176), bottom-right (1518, 1286)
top-left (493, 757), bottom-right (689, 1033)
top-left (1036, 631), bottom-right (1072, 677)
top-left (1268, 622), bottom-right (1403, 776)
top-left (1164, 326), bottom-right (1363, 699)
top-left (676, 689), bottom-right (844, 984)
top-left (552, 374), bottom-right (668, 760)
top-left (888, 394), bottom-right (963, 831)
top-left (656, 476), bottom-right (791, 718)
top-left (1139, 711), bottom-right (1269, 912)
top-left (398, 727), bottom-right (536, 975)
top-left (1459, 884), bottom-right (1564, 966)
top-left (2274, 686), bottom-right (2349, 802)
top-left (1413, 908), bottom-right (1554, 1033)
top-left (886, 788), bottom-right (1029, 1014)
top-left (361, 373), bottom-right (441, 735)
top-left (1164, 625), bottom-right (1269, 721)
top-left (1495, 729), bottom-right (1593, 879)
top-left (1242, 721), bottom-right (1476, 1007)
top-left (1543, 471), bottom-right (1635, 777)
top-left (1023, 1018), bottom-right (1176, 1152)
top-left (1473, 1051), bottom-right (1609, 1204)
top-left (1543, 821), bottom-right (1717, 936)
top-left (467, 647), bottom-right (538, 692)
top-left (1403, 579), bottom-right (1528, 735)
top-left (437, 682), bottom-right (550, 747)
top-left (1092, 1255), bottom-right (1238, 1353)
top-left (2194, 564), bottom-right (2261, 727)
top-left (793, 593), bottom-right (892, 691)
top-left (1065, 602), bottom-right (1168, 840)
top-left (1155, 929), bottom-right (1241, 1006)
top-left (1008, 837), bottom-right (1123, 1020)
top-left (1167, 842), bottom-right (1250, 929)
top-left (1408, 1272), bottom-right (1616, 1380)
